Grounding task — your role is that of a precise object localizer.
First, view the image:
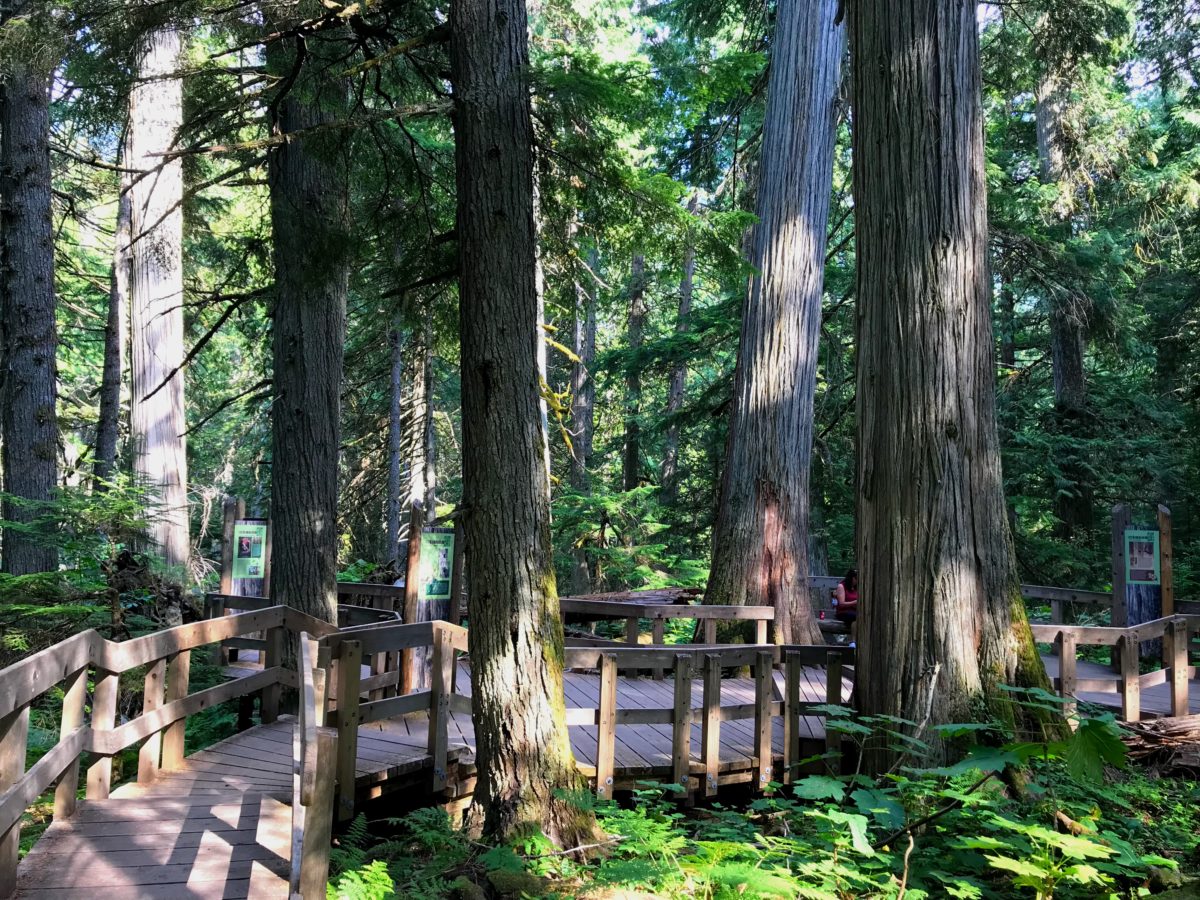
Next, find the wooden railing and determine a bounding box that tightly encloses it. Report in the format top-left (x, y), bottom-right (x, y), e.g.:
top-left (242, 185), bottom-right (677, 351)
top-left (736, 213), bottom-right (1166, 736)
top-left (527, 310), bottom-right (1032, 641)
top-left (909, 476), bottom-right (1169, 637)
top-left (560, 598), bottom-right (775, 678)
top-left (291, 632), bottom-right (336, 898)
top-left (0, 605), bottom-right (334, 898)
top-left (1030, 615), bottom-right (1200, 721)
top-left (559, 643), bottom-right (853, 798)
top-left (322, 619), bottom-right (469, 821)
top-left (319, 616), bottom-right (855, 812)
top-left (1021, 584), bottom-right (1113, 624)
top-left (561, 597), bottom-right (773, 647)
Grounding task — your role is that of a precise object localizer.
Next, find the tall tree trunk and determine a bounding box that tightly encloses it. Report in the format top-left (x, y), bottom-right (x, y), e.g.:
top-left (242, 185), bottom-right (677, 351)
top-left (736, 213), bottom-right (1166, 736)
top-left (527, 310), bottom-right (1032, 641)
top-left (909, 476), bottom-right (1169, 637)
top-left (95, 151), bottom-right (131, 490)
top-left (998, 268), bottom-right (1016, 371)
top-left (705, 0), bottom-right (842, 645)
top-left (0, 50), bottom-right (58, 575)
top-left (265, 10), bottom-right (350, 625)
top-left (661, 197), bottom-right (698, 505)
top-left (569, 246), bottom-right (598, 493)
top-left (621, 254), bottom-right (646, 492)
top-left (1035, 72), bottom-right (1092, 539)
top-left (387, 318), bottom-right (404, 560)
top-left (406, 315), bottom-right (436, 515)
top-left (569, 244), bottom-right (598, 594)
top-left (850, 0), bottom-right (1060, 764)
top-left (129, 24), bottom-right (188, 581)
top-left (452, 0), bottom-right (594, 842)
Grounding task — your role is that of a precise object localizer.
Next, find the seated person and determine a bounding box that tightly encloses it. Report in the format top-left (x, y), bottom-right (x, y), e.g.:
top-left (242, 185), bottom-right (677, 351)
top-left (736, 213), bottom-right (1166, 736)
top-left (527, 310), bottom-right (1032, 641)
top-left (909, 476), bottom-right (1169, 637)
top-left (831, 568), bottom-right (858, 647)
top-left (832, 568), bottom-right (858, 623)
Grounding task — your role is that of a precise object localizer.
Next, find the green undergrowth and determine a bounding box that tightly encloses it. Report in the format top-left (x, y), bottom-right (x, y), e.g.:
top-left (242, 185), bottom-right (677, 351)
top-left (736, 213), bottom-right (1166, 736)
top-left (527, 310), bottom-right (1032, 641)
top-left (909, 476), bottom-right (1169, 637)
top-left (327, 705), bottom-right (1199, 900)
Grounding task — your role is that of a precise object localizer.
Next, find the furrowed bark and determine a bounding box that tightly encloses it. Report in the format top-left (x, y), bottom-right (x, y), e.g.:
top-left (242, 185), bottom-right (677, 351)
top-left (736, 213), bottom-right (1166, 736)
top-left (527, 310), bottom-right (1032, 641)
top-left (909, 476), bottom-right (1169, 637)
top-left (705, 0), bottom-right (842, 645)
top-left (95, 150), bottom-right (131, 490)
top-left (1035, 71), bottom-right (1093, 539)
top-left (129, 22), bottom-right (188, 583)
top-left (661, 197), bottom-right (698, 506)
top-left (265, 4), bottom-right (351, 625)
top-left (851, 0), bottom-right (1063, 766)
top-left (0, 48), bottom-right (58, 575)
top-left (387, 318), bottom-right (404, 560)
top-left (569, 244), bottom-right (598, 595)
top-left (452, 0), bottom-right (595, 843)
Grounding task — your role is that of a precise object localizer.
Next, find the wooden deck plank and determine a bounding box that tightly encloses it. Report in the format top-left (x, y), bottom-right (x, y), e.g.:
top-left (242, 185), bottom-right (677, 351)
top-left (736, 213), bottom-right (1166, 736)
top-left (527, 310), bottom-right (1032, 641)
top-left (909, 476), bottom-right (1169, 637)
top-left (17, 793), bottom-right (290, 898)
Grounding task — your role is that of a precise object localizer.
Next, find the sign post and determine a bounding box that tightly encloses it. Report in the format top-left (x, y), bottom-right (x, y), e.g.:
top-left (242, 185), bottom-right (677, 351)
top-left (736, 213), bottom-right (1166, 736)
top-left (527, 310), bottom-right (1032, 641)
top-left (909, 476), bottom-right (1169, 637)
top-left (400, 504), bottom-right (461, 693)
top-left (215, 498), bottom-right (272, 670)
top-left (1111, 504), bottom-right (1171, 666)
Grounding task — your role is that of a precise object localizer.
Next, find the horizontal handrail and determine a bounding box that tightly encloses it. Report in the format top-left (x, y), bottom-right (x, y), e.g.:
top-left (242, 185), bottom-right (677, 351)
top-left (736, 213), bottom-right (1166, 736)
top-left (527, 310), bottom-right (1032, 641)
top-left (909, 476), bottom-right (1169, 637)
top-left (0, 631), bottom-right (95, 721)
top-left (205, 593), bottom-right (275, 612)
top-left (560, 598), bottom-right (774, 621)
top-left (1030, 614), bottom-right (1199, 646)
top-left (100, 608), bottom-right (287, 672)
top-left (90, 667), bottom-right (291, 755)
top-left (1, 606), bottom-right (329, 720)
top-left (564, 643), bottom-right (854, 670)
top-left (0, 726), bottom-right (88, 837)
top-left (336, 582), bottom-right (407, 599)
top-left (1020, 584), bottom-right (1111, 606)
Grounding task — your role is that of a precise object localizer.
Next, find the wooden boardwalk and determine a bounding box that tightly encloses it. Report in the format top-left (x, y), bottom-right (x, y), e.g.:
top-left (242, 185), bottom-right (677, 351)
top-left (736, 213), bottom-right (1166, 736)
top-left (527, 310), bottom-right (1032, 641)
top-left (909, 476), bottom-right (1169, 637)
top-left (16, 792), bottom-right (292, 899)
top-left (4, 599), bottom-right (1197, 900)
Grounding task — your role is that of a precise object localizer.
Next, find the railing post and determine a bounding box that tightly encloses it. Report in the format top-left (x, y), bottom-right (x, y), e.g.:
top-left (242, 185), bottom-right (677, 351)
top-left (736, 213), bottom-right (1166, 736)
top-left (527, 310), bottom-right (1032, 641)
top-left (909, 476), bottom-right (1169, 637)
top-left (595, 654), bottom-right (617, 800)
top-left (317, 644), bottom-right (332, 723)
top-left (701, 653), bottom-right (721, 797)
top-left (671, 654), bottom-right (692, 796)
top-left (299, 728), bottom-right (338, 898)
top-left (86, 670), bottom-right (119, 799)
top-left (335, 640), bottom-right (362, 822)
top-left (624, 616), bottom-right (640, 648)
top-left (428, 627), bottom-right (454, 791)
top-left (824, 651), bottom-right (843, 762)
top-left (206, 593), bottom-right (228, 666)
top-left (703, 619), bottom-right (717, 645)
top-left (783, 651), bottom-right (801, 784)
top-left (261, 625), bottom-right (283, 724)
top-left (0, 705), bottom-right (31, 898)
top-left (161, 650), bottom-right (192, 770)
top-left (1169, 618), bottom-right (1189, 718)
top-left (137, 658), bottom-right (167, 783)
top-left (754, 651), bottom-right (772, 791)
top-left (754, 618), bottom-right (768, 646)
top-left (1119, 633), bottom-right (1141, 723)
top-left (53, 666), bottom-right (88, 820)
top-left (651, 617), bottom-right (665, 680)
top-left (1057, 632), bottom-right (1078, 718)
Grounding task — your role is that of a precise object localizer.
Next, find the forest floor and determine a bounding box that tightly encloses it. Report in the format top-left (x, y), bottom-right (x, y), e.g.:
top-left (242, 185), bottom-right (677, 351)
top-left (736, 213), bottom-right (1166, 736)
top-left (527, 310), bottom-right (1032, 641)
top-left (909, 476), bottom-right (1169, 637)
top-left (328, 751), bottom-right (1200, 899)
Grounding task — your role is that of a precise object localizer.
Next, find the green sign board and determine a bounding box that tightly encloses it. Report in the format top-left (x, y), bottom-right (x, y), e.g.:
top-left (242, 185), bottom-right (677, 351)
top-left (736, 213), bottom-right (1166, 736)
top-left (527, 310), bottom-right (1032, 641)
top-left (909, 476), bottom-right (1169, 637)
top-left (1124, 528), bottom-right (1161, 586)
top-left (419, 529), bottom-right (454, 601)
top-left (232, 521), bottom-right (268, 580)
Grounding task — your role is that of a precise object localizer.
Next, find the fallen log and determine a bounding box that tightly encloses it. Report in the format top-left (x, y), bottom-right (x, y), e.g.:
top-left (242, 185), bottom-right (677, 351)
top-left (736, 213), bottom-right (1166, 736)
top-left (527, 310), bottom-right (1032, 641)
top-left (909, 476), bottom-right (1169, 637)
top-left (1121, 714), bottom-right (1200, 777)
top-left (559, 587), bottom-right (703, 605)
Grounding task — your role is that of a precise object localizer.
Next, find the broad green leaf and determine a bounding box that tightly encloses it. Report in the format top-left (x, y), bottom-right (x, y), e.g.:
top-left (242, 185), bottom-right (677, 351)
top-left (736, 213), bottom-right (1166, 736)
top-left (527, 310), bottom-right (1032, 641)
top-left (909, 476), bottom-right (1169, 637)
top-left (827, 810), bottom-right (876, 856)
top-left (851, 788), bottom-right (905, 830)
top-left (985, 854), bottom-right (1049, 880)
top-left (793, 775), bottom-right (846, 803)
top-left (1066, 717), bottom-right (1126, 782)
